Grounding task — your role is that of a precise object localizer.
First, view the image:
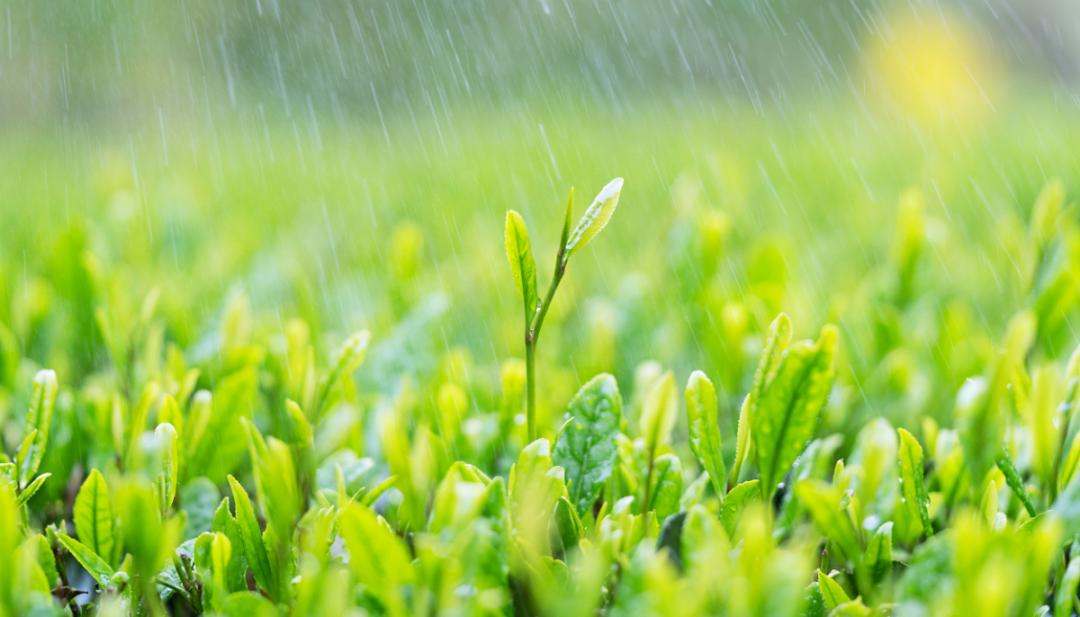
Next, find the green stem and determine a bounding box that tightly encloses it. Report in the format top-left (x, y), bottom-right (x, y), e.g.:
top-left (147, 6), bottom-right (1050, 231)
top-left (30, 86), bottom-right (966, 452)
top-left (524, 255), bottom-right (567, 443)
top-left (641, 454), bottom-right (656, 529)
top-left (996, 453), bottom-right (1038, 517)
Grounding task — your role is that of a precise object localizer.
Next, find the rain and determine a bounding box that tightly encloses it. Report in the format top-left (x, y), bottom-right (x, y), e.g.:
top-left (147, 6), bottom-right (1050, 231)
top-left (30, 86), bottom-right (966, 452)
top-left (1, 0), bottom-right (1080, 615)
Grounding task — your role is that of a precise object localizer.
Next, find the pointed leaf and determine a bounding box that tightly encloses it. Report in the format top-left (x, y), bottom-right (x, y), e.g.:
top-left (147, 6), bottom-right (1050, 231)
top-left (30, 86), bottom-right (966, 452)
top-left (339, 502), bottom-right (414, 592)
top-left (19, 369), bottom-right (58, 486)
top-left (504, 210), bottom-right (539, 323)
top-left (155, 423), bottom-right (179, 514)
top-left (226, 476), bottom-right (275, 600)
top-left (553, 374), bottom-right (623, 515)
top-left (753, 325), bottom-right (837, 499)
top-left (565, 177), bottom-right (623, 256)
top-left (897, 428), bottom-right (933, 538)
top-left (57, 532), bottom-right (114, 588)
top-left (639, 371), bottom-right (677, 456)
top-left (648, 454), bottom-right (683, 520)
top-left (685, 370), bottom-right (726, 496)
top-left (817, 570), bottom-right (851, 610)
top-left (15, 473), bottom-right (49, 507)
top-left (74, 469), bottom-right (114, 564)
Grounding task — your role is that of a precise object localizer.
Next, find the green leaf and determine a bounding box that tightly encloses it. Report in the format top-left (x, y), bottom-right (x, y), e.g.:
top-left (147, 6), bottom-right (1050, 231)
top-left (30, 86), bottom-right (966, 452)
top-left (180, 477), bottom-right (221, 539)
top-left (19, 369), bottom-right (58, 487)
top-left (639, 371), bottom-right (677, 457)
top-left (15, 473), bottom-right (49, 507)
top-left (552, 496), bottom-right (583, 553)
top-left (505, 210), bottom-right (539, 324)
top-left (74, 470), bottom-right (114, 564)
top-left (720, 479), bottom-right (760, 536)
top-left (1055, 555), bottom-right (1080, 617)
top-left (226, 475), bottom-right (276, 600)
top-left (219, 591), bottom-right (279, 617)
top-left (57, 531), bottom-right (114, 588)
top-left (211, 498), bottom-right (249, 593)
top-left (897, 428), bottom-right (933, 539)
top-left (339, 502), bottom-right (414, 593)
top-left (803, 583), bottom-right (828, 617)
top-left (730, 395), bottom-right (752, 485)
top-left (685, 370), bottom-right (726, 496)
top-left (996, 450), bottom-right (1037, 518)
top-left (565, 177), bottom-right (622, 256)
top-left (795, 479), bottom-right (861, 564)
top-left (753, 325), bottom-right (837, 499)
top-left (195, 532), bottom-right (233, 612)
top-left (751, 313), bottom-right (793, 410)
top-left (647, 454), bottom-right (683, 520)
top-left (817, 570), bottom-right (851, 611)
top-left (22, 533), bottom-right (59, 589)
top-left (284, 399), bottom-right (314, 448)
top-left (865, 522), bottom-right (893, 583)
top-left (732, 314), bottom-right (792, 484)
top-left (553, 373), bottom-right (623, 515)
top-left (188, 369), bottom-right (257, 483)
top-left (244, 420), bottom-right (300, 538)
top-left (155, 422), bottom-right (179, 515)
top-left (558, 187), bottom-right (575, 254)
top-left (313, 330), bottom-right (370, 419)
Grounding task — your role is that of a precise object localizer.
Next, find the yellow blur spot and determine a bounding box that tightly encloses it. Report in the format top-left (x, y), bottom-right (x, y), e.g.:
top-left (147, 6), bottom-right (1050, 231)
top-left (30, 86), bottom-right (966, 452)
top-left (863, 7), bottom-right (998, 127)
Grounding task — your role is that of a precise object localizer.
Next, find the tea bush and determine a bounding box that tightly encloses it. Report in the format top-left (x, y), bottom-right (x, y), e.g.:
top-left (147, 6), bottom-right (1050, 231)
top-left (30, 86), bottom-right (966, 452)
top-left (1, 113), bottom-right (1080, 616)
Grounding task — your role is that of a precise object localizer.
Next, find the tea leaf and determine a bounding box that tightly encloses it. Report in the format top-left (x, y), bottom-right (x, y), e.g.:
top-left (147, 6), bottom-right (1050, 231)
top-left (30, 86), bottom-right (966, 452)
top-left (796, 479), bottom-right (861, 564)
top-left (865, 522), bottom-right (894, 583)
top-left (155, 422), bottom-right (179, 514)
top-left (817, 570), bottom-right (851, 610)
top-left (19, 370), bottom-right (58, 487)
top-left (685, 370), bottom-right (726, 496)
top-left (565, 177), bottom-right (623, 256)
top-left (753, 326), bottom-right (838, 499)
top-left (647, 454), bottom-right (683, 520)
top-left (505, 210), bottom-right (539, 323)
top-left (553, 373), bottom-right (622, 515)
top-left (57, 531), bottom-right (114, 588)
top-left (74, 469), bottom-right (114, 563)
top-left (720, 479), bottom-right (760, 536)
top-left (226, 475), bottom-right (276, 600)
top-left (15, 474), bottom-right (49, 507)
top-left (553, 496), bottom-right (583, 553)
top-left (639, 371), bottom-right (677, 457)
top-left (897, 428), bottom-right (933, 538)
top-left (339, 502), bottom-right (414, 602)
top-left (1055, 555), bottom-right (1080, 617)
top-left (996, 450), bottom-right (1037, 518)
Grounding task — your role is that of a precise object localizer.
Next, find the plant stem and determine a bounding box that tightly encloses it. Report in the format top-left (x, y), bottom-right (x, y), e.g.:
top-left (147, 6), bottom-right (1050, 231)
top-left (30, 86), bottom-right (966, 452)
top-left (525, 341), bottom-right (537, 442)
top-left (524, 256), bottom-right (567, 442)
top-left (641, 454), bottom-right (656, 529)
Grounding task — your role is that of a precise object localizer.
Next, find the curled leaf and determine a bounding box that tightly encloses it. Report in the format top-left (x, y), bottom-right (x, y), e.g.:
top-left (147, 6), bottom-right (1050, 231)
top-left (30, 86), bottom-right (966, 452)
top-left (565, 177), bottom-right (623, 256)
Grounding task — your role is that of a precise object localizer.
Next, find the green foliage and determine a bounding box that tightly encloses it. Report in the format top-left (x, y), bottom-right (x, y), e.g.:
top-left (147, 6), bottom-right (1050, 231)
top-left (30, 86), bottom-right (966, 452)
top-left (0, 154), bottom-right (1079, 617)
top-left (505, 179), bottom-right (623, 441)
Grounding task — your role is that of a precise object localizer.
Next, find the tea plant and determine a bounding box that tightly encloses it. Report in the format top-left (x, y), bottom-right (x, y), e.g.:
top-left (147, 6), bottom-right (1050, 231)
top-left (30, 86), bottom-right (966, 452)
top-left (505, 177), bottom-right (623, 441)
top-left (0, 173), bottom-right (1078, 617)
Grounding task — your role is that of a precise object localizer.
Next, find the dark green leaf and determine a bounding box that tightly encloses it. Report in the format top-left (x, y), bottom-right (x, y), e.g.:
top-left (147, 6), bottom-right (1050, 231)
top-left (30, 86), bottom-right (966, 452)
top-left (553, 374), bottom-right (623, 515)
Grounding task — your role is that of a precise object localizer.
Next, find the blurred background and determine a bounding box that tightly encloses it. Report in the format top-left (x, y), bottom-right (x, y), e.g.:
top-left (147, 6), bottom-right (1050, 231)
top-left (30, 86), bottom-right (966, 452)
top-left (1, 0), bottom-right (1079, 436)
